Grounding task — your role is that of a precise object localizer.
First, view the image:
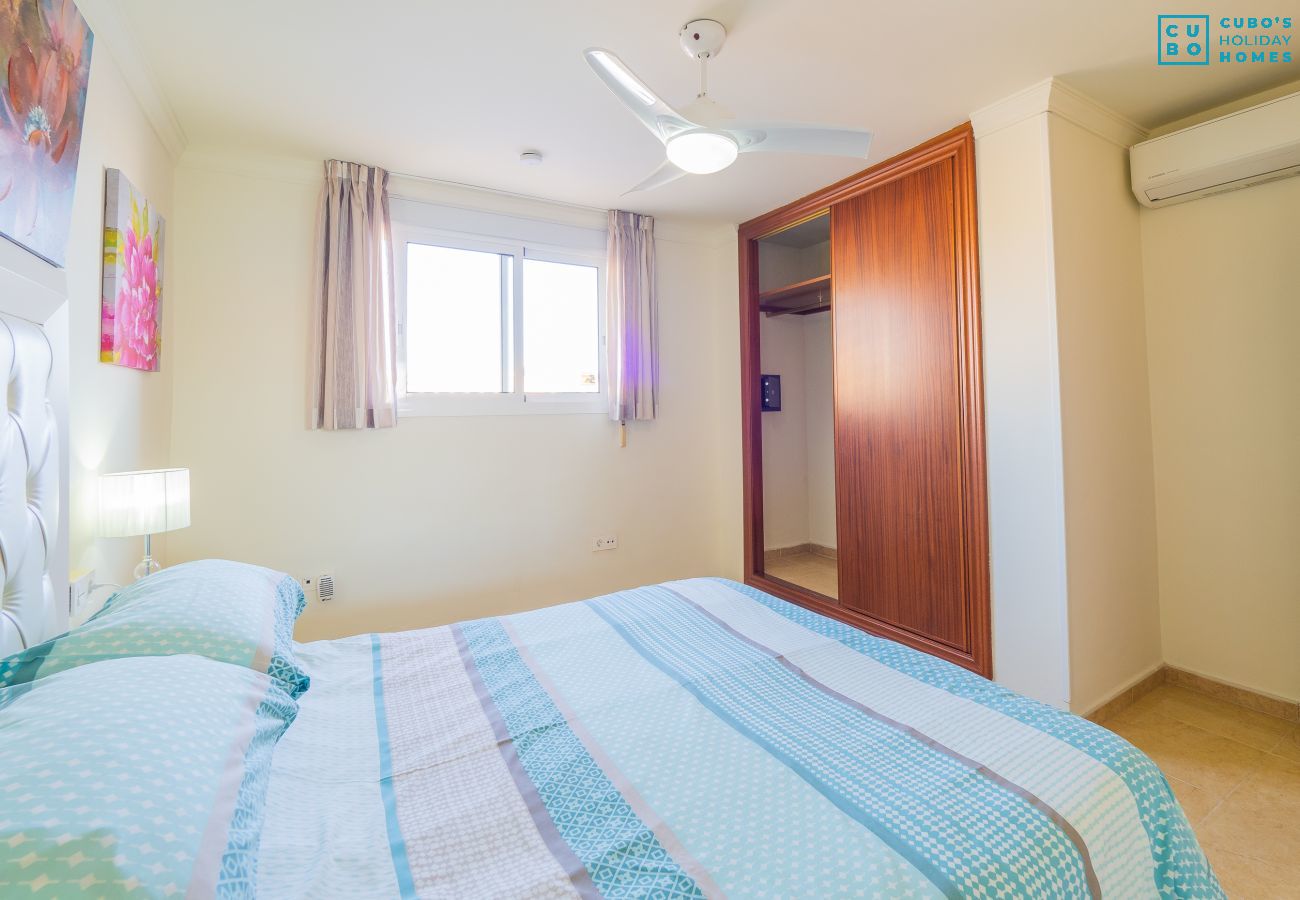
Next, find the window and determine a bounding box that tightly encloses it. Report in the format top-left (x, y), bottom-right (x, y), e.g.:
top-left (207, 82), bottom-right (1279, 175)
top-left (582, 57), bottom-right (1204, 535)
top-left (393, 220), bottom-right (605, 416)
top-left (522, 259), bottom-right (600, 394)
top-left (405, 244), bottom-right (508, 394)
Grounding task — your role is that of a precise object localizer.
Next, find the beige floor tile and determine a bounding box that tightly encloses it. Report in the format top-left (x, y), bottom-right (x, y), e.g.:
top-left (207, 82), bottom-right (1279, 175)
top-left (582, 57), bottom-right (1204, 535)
top-left (1101, 684), bottom-right (1300, 896)
top-left (1202, 841), bottom-right (1300, 899)
top-left (1201, 814), bottom-right (1300, 885)
top-left (765, 552), bottom-right (838, 600)
top-left (799, 573), bottom-right (838, 598)
top-left (1107, 713), bottom-right (1269, 798)
top-left (1135, 685), bottom-right (1294, 752)
top-left (766, 562), bottom-right (816, 581)
top-left (1249, 751), bottom-right (1300, 807)
top-left (1197, 755), bottom-right (1300, 871)
top-left (1109, 692), bottom-right (1167, 727)
top-left (1269, 725), bottom-right (1300, 764)
top-left (1164, 774), bottom-right (1221, 825)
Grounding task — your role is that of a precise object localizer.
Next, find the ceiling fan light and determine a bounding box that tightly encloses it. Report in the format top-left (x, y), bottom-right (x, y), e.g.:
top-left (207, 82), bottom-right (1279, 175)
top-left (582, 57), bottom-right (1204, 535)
top-left (666, 130), bottom-right (738, 175)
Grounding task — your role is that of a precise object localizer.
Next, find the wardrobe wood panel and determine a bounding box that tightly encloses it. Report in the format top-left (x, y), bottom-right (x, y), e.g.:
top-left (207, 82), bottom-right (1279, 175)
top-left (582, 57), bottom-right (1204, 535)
top-left (831, 160), bottom-right (967, 648)
top-left (738, 123), bottom-right (990, 677)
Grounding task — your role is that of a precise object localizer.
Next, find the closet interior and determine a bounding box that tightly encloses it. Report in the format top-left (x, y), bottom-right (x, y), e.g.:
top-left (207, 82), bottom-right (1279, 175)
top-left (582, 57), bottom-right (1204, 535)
top-left (755, 213), bottom-right (838, 600)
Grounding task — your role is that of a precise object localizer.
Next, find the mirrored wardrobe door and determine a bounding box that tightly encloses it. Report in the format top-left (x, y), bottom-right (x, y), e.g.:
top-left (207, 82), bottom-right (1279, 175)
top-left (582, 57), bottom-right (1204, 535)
top-left (754, 212), bottom-right (839, 603)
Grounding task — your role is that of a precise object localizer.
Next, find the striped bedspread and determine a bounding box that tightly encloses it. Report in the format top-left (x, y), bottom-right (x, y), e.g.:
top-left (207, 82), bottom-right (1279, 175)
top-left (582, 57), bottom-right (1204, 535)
top-left (258, 578), bottom-right (1223, 898)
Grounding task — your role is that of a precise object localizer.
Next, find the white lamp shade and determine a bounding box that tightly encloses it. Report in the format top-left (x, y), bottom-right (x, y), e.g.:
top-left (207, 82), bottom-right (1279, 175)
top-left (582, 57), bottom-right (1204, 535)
top-left (665, 130), bottom-right (739, 175)
top-left (99, 468), bottom-right (191, 538)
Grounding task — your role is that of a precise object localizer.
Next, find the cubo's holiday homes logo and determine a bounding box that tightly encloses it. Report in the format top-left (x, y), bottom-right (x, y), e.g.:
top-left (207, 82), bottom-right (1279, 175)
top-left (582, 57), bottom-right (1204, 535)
top-left (1159, 15), bottom-right (1210, 64)
top-left (1158, 14), bottom-right (1294, 65)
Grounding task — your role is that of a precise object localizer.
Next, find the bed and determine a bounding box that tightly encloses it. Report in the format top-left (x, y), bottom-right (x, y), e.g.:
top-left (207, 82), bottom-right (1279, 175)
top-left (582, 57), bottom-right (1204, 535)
top-left (0, 315), bottom-right (1223, 898)
top-left (253, 577), bottom-right (1223, 899)
top-left (0, 566), bottom-right (1227, 899)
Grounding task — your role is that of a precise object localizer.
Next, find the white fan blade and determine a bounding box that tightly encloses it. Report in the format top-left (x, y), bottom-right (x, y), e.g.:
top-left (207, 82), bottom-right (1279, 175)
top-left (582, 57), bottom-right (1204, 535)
top-left (732, 125), bottom-right (873, 159)
top-left (584, 48), bottom-right (694, 142)
top-left (624, 159), bottom-right (687, 194)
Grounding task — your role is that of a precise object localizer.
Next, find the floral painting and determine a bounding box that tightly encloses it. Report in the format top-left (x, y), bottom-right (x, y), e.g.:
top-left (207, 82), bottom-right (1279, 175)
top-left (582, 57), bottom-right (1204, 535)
top-left (101, 169), bottom-right (163, 371)
top-left (0, 0), bottom-right (93, 266)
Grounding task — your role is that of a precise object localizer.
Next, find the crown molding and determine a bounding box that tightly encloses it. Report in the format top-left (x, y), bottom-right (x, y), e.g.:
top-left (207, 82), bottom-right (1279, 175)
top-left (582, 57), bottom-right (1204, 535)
top-left (970, 79), bottom-right (1055, 140)
top-left (77, 0), bottom-right (187, 161)
top-left (971, 78), bottom-right (1148, 148)
top-left (1047, 80), bottom-right (1148, 148)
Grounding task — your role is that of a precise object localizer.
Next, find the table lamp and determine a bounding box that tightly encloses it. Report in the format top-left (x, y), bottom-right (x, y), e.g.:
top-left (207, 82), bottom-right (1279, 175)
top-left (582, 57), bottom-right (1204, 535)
top-left (99, 468), bottom-right (191, 579)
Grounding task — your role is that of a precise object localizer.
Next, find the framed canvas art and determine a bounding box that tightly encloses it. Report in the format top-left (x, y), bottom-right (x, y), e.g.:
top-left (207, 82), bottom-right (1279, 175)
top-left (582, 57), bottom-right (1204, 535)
top-left (101, 169), bottom-right (164, 371)
top-left (0, 0), bottom-right (94, 266)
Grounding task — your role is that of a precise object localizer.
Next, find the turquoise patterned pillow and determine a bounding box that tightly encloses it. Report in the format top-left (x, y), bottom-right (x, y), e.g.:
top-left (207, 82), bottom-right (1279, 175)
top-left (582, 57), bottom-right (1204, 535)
top-left (0, 559), bottom-right (311, 698)
top-left (0, 654), bottom-right (297, 898)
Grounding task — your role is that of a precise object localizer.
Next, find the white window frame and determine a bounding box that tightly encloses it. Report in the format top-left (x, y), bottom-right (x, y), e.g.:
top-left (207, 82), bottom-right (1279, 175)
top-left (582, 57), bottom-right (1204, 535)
top-left (393, 221), bottom-right (607, 417)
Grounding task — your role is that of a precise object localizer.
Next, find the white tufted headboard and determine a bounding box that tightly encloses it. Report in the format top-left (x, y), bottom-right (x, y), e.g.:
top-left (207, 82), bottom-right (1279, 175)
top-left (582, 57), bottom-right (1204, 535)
top-left (0, 313), bottom-right (59, 657)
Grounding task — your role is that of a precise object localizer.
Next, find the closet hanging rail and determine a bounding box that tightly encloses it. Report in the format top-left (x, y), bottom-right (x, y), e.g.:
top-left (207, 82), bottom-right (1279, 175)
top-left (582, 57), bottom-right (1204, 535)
top-left (757, 274), bottom-right (832, 316)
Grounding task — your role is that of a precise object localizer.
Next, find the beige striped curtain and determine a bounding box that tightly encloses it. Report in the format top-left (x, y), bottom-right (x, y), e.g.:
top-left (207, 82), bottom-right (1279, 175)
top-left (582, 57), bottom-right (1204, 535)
top-left (309, 160), bottom-right (398, 430)
top-left (606, 210), bottom-right (658, 422)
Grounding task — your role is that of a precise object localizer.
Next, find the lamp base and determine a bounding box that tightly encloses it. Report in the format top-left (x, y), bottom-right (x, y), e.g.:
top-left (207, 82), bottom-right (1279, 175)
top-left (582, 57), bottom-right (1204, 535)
top-left (133, 533), bottom-right (160, 580)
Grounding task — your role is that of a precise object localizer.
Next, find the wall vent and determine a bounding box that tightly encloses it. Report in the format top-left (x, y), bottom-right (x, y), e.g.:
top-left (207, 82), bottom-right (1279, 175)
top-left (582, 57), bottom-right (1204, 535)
top-left (317, 573), bottom-right (335, 602)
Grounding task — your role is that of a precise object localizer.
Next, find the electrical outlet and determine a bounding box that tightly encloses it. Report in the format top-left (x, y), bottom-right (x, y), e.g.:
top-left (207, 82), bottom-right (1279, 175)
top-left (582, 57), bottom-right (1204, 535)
top-left (68, 569), bottom-right (94, 614)
top-left (593, 535), bottom-right (619, 552)
top-left (297, 573), bottom-right (334, 602)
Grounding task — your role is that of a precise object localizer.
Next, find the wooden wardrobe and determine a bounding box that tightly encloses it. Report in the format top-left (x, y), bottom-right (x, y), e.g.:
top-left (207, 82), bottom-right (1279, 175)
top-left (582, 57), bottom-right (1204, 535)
top-left (739, 123), bottom-right (991, 676)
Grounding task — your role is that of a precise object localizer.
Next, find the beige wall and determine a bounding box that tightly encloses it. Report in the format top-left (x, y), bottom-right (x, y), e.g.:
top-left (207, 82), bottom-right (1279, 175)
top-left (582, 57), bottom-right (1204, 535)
top-left (1141, 176), bottom-right (1300, 703)
top-left (757, 311), bottom-right (835, 552)
top-left (758, 240), bottom-right (835, 552)
top-left (164, 159), bottom-right (741, 640)
top-left (1048, 115), bottom-right (1163, 715)
top-left (803, 313), bottom-right (836, 549)
top-left (65, 47), bottom-right (177, 588)
top-left (972, 111), bottom-right (1073, 707)
top-left (976, 78), bottom-right (1296, 709)
top-left (973, 81), bottom-right (1163, 712)
top-left (757, 241), bottom-right (828, 293)
top-left (760, 312), bottom-right (810, 549)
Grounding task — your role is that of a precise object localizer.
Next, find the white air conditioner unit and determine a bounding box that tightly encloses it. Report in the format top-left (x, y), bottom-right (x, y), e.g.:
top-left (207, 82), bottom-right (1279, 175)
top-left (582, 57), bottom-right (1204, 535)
top-left (1130, 91), bottom-right (1300, 208)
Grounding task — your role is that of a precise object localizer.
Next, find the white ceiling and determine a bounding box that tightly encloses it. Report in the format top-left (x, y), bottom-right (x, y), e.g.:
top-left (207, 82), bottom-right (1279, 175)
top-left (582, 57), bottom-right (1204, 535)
top-left (112, 0), bottom-right (1299, 224)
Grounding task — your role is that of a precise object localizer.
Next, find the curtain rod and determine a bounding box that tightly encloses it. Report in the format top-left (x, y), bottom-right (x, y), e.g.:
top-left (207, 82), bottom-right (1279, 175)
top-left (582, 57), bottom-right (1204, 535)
top-left (385, 168), bottom-right (613, 217)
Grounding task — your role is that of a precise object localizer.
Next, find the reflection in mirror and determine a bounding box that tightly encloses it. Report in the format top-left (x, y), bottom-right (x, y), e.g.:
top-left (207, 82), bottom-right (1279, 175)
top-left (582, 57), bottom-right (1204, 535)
top-left (757, 213), bottom-right (838, 602)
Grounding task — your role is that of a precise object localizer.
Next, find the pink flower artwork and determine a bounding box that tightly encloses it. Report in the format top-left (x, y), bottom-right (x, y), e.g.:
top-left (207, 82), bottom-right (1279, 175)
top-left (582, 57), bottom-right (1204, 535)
top-left (0, 0), bottom-right (93, 266)
top-left (101, 169), bottom-right (164, 372)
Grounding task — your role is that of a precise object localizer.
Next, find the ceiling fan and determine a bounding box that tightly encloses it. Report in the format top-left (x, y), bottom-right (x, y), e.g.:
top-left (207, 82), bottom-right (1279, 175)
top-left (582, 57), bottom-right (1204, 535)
top-left (585, 19), bottom-right (873, 193)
